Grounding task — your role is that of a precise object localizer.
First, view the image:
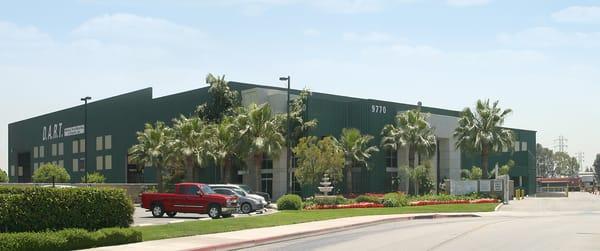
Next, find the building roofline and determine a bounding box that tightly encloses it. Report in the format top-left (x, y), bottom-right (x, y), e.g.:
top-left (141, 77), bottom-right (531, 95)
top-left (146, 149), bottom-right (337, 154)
top-left (9, 88), bottom-right (153, 126)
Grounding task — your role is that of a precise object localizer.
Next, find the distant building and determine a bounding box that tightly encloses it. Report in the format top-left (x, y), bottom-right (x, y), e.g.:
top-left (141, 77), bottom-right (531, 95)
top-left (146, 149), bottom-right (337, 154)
top-left (8, 82), bottom-right (538, 198)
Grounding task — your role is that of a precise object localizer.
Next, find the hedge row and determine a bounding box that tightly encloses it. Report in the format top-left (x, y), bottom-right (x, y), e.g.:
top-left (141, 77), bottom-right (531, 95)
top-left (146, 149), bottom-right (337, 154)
top-left (0, 228), bottom-right (142, 251)
top-left (0, 186), bottom-right (134, 232)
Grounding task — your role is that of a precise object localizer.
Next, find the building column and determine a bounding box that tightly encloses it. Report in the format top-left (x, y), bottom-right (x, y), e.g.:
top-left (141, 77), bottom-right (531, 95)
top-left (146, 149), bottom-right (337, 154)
top-left (272, 149), bottom-right (288, 200)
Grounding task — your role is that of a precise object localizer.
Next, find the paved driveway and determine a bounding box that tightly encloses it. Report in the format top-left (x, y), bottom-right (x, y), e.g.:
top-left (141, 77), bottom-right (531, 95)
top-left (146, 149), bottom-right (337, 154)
top-left (499, 192), bottom-right (600, 212)
top-left (133, 205), bottom-right (277, 227)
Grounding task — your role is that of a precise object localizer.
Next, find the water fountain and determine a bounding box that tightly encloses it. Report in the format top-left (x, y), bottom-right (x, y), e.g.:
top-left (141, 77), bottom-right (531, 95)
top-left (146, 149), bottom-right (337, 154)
top-left (317, 173), bottom-right (334, 196)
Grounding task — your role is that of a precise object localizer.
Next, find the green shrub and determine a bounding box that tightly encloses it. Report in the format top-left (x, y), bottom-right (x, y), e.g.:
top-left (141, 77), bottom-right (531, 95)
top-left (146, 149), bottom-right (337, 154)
top-left (355, 195), bottom-right (381, 204)
top-left (0, 187), bottom-right (134, 233)
top-left (277, 194), bottom-right (303, 210)
top-left (81, 172), bottom-right (106, 183)
top-left (0, 170), bottom-right (7, 183)
top-left (382, 193), bottom-right (408, 207)
top-left (312, 196), bottom-right (347, 206)
top-left (32, 164), bottom-right (70, 183)
top-left (0, 228), bottom-right (142, 251)
top-left (470, 166), bottom-right (483, 180)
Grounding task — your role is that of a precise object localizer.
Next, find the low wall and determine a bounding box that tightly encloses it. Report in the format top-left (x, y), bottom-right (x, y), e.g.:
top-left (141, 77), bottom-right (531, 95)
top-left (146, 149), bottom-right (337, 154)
top-left (446, 178), bottom-right (514, 201)
top-left (0, 183), bottom-right (156, 203)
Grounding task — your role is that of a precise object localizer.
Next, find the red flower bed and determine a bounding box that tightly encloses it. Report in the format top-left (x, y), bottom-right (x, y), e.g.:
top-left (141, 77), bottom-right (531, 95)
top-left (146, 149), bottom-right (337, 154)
top-left (409, 198), bottom-right (499, 207)
top-left (306, 202), bottom-right (385, 210)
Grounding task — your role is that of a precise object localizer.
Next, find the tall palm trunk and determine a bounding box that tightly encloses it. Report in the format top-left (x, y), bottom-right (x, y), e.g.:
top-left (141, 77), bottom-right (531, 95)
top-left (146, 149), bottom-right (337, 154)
top-left (481, 144), bottom-right (490, 178)
top-left (254, 153), bottom-right (263, 192)
top-left (345, 154), bottom-right (353, 194)
top-left (185, 156), bottom-right (195, 182)
top-left (222, 156), bottom-right (232, 183)
top-left (157, 165), bottom-right (164, 192)
top-left (408, 146), bottom-right (416, 168)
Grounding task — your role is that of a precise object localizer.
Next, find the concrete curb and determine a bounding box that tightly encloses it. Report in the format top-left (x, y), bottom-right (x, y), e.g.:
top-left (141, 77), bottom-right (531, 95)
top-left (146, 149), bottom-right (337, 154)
top-left (494, 203), bottom-right (504, 212)
top-left (187, 213), bottom-right (480, 251)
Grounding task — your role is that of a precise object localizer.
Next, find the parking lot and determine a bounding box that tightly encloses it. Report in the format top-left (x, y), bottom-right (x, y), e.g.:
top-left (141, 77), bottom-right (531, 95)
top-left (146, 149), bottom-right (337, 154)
top-left (132, 205), bottom-right (278, 227)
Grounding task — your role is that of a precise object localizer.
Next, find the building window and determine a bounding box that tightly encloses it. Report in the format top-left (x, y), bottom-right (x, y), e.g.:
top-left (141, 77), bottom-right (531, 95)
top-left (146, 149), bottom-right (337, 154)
top-left (72, 159), bottom-right (79, 172)
top-left (514, 141), bottom-right (520, 152)
top-left (52, 161), bottom-right (58, 166)
top-left (58, 142), bottom-right (64, 156)
top-left (96, 156), bottom-right (103, 170)
top-left (58, 160), bottom-right (64, 168)
top-left (105, 155), bottom-right (112, 170)
top-left (17, 166), bottom-right (23, 177)
top-left (33, 163), bottom-right (39, 172)
top-left (502, 145), bottom-right (508, 153)
top-left (79, 158), bottom-right (86, 172)
top-left (96, 136), bottom-right (103, 151)
top-left (261, 154), bottom-right (273, 171)
top-left (52, 144), bottom-right (57, 156)
top-left (73, 140), bottom-right (79, 154)
top-left (10, 165), bottom-right (15, 176)
top-left (39, 146), bottom-right (45, 158)
top-left (33, 146), bottom-right (39, 159)
top-left (79, 139), bottom-right (86, 153)
top-left (105, 135), bottom-right (112, 150)
top-left (384, 148), bottom-right (398, 169)
top-left (521, 142), bottom-right (527, 152)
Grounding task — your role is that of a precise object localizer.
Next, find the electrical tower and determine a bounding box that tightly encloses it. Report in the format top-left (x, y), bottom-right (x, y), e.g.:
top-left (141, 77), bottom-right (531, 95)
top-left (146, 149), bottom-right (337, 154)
top-left (554, 136), bottom-right (568, 153)
top-left (575, 152), bottom-right (585, 170)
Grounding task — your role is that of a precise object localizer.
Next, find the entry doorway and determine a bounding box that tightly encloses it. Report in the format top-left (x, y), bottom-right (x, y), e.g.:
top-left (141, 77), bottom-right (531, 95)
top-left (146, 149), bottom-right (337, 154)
top-left (17, 152), bottom-right (31, 183)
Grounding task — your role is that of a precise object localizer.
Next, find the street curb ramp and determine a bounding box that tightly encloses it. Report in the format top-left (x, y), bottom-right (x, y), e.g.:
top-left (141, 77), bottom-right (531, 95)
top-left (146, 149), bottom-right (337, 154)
top-left (187, 213), bottom-right (480, 251)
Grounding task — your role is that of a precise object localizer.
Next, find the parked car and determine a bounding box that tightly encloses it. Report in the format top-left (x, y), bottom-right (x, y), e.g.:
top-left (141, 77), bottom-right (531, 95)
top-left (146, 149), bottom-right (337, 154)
top-left (141, 183), bottom-right (238, 219)
top-left (210, 184), bottom-right (270, 205)
top-left (211, 187), bottom-right (265, 214)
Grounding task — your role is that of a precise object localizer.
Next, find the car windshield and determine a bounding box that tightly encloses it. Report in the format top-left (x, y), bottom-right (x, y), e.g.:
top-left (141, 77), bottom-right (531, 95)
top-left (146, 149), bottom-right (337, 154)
top-left (200, 185), bottom-right (216, 195)
top-left (238, 185), bottom-right (253, 193)
top-left (232, 188), bottom-right (247, 196)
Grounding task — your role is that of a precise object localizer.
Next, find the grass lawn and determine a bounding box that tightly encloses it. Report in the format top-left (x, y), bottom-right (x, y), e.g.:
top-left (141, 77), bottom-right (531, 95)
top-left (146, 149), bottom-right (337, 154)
top-left (137, 203), bottom-right (498, 241)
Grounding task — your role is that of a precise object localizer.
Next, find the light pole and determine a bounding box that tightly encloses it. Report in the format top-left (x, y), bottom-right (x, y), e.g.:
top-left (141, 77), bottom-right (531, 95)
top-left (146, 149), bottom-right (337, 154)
top-left (279, 76), bottom-right (291, 194)
top-left (81, 96), bottom-right (91, 184)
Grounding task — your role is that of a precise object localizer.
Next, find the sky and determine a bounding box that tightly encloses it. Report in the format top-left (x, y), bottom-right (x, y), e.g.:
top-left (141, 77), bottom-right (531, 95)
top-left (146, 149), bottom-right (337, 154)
top-left (1, 0), bottom-right (600, 172)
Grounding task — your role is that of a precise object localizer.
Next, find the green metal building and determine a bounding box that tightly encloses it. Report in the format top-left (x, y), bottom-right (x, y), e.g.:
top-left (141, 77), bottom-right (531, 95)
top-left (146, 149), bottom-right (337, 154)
top-left (7, 82), bottom-right (537, 198)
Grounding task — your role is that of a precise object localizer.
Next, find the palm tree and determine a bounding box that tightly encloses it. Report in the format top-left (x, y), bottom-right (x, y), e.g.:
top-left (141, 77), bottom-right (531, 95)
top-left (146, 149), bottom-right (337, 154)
top-left (209, 114), bottom-right (245, 183)
top-left (129, 122), bottom-right (174, 192)
top-left (237, 104), bottom-right (285, 192)
top-left (172, 115), bottom-right (212, 182)
top-left (454, 100), bottom-right (514, 178)
top-left (381, 109), bottom-right (437, 168)
top-left (338, 128), bottom-right (379, 194)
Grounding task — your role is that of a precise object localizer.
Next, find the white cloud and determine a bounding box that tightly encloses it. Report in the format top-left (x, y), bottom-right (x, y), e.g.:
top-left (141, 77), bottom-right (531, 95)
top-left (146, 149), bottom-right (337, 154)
top-left (552, 6), bottom-right (600, 23)
top-left (343, 31), bottom-right (394, 43)
top-left (72, 13), bottom-right (205, 48)
top-left (0, 21), bottom-right (53, 49)
top-left (497, 27), bottom-right (600, 48)
top-left (446, 0), bottom-right (491, 7)
top-left (221, 0), bottom-right (418, 15)
top-left (304, 28), bottom-right (320, 37)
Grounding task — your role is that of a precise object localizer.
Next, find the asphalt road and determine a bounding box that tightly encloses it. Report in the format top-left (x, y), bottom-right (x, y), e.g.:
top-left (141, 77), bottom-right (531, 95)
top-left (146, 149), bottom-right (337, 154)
top-left (243, 193), bottom-right (600, 251)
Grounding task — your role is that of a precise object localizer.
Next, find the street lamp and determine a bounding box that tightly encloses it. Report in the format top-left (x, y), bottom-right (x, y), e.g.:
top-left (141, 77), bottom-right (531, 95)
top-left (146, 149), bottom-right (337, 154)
top-left (81, 96), bottom-right (91, 184)
top-left (279, 76), bottom-right (291, 194)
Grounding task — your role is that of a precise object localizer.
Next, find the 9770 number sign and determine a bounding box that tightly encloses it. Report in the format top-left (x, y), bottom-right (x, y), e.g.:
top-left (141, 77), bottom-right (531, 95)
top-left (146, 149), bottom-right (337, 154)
top-left (371, 105), bottom-right (387, 114)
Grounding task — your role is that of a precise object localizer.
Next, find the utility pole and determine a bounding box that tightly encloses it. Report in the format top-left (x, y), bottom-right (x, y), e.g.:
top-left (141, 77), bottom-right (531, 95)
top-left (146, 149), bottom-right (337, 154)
top-left (279, 76), bottom-right (292, 194)
top-left (81, 96), bottom-right (91, 184)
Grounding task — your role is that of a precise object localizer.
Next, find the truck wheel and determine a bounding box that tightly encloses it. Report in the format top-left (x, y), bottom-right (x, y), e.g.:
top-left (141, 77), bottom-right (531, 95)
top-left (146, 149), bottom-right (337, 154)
top-left (241, 203), bottom-right (253, 214)
top-left (151, 203), bottom-right (165, 218)
top-left (208, 204), bottom-right (221, 219)
top-left (167, 212), bottom-right (177, 218)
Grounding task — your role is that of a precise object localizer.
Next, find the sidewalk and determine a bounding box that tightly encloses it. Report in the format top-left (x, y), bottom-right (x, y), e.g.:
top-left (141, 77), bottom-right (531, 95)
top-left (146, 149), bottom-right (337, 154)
top-left (87, 213), bottom-right (480, 251)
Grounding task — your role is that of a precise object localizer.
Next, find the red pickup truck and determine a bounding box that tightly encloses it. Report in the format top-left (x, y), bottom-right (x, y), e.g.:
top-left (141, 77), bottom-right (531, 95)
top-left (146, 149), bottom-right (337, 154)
top-left (141, 183), bottom-right (238, 219)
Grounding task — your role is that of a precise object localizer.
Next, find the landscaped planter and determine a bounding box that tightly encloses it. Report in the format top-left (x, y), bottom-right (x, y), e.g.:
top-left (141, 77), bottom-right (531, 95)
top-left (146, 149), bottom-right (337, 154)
top-left (409, 198), bottom-right (499, 206)
top-left (305, 202), bottom-right (385, 210)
